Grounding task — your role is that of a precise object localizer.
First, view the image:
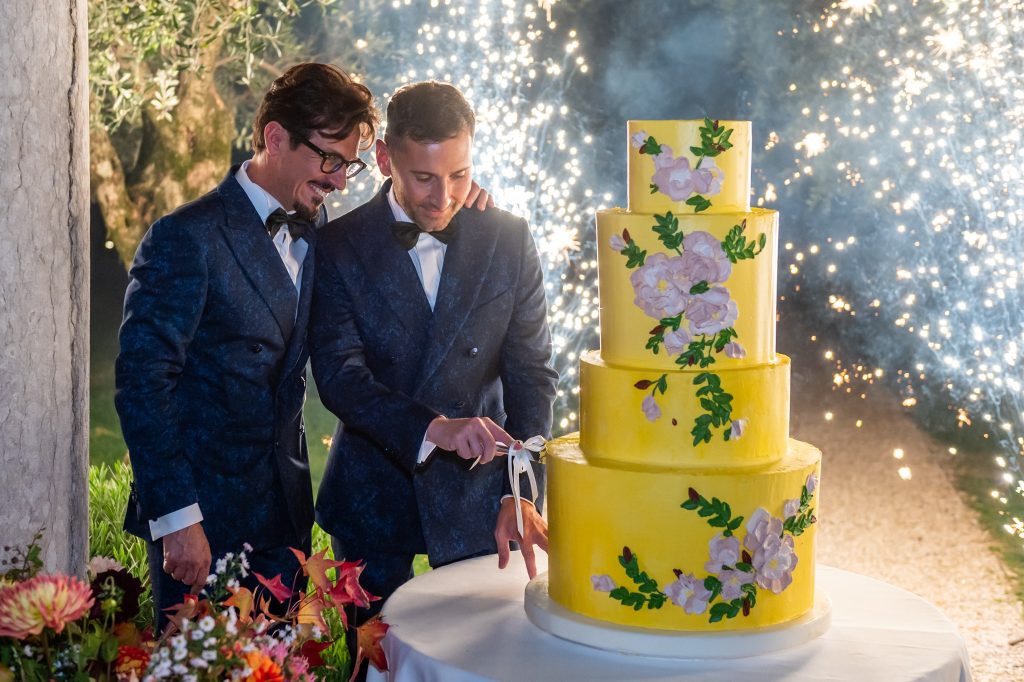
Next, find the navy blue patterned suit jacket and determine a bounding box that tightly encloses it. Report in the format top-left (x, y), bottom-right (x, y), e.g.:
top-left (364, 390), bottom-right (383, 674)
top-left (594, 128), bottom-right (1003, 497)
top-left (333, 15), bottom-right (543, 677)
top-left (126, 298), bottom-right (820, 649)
top-left (116, 168), bottom-right (315, 552)
top-left (310, 182), bottom-right (558, 566)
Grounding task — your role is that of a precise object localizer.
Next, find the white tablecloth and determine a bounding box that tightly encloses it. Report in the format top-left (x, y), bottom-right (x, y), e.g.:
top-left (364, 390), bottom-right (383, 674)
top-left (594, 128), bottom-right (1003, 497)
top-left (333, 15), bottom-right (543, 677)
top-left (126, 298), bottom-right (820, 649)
top-left (367, 554), bottom-right (971, 682)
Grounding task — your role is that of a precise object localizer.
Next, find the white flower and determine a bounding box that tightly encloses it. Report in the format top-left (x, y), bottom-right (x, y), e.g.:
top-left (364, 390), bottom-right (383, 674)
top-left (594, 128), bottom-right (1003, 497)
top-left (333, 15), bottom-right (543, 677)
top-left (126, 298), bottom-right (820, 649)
top-left (663, 328), bottom-right (692, 355)
top-left (190, 658), bottom-right (208, 669)
top-left (173, 646), bottom-right (188, 662)
top-left (641, 395), bottom-right (662, 422)
top-left (631, 131), bottom-right (649, 149)
top-left (184, 676), bottom-right (198, 682)
top-left (729, 418), bottom-right (748, 440)
top-left (704, 534), bottom-right (741, 574)
top-left (680, 231), bottom-right (732, 285)
top-left (724, 341), bottom-right (746, 359)
top-left (783, 499), bottom-right (800, 519)
top-left (86, 556), bottom-right (125, 577)
top-left (685, 286), bottom-right (738, 336)
top-left (199, 616), bottom-right (215, 633)
top-left (630, 252), bottom-right (694, 319)
top-left (172, 663), bottom-right (188, 675)
top-left (590, 574), bottom-right (616, 592)
top-left (805, 473), bottom-right (818, 495)
top-left (205, 573), bottom-right (217, 585)
top-left (190, 629), bottom-right (204, 641)
top-left (202, 650), bottom-right (218, 661)
top-left (663, 572), bottom-right (712, 615)
top-left (609, 234), bottom-right (627, 252)
top-left (243, 542), bottom-right (253, 552)
top-left (215, 558), bottom-right (227, 574)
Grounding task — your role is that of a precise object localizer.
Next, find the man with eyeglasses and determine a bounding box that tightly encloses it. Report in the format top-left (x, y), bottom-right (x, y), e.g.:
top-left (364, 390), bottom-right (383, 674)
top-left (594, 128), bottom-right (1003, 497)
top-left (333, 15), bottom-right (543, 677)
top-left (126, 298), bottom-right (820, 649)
top-left (114, 63), bottom-right (489, 630)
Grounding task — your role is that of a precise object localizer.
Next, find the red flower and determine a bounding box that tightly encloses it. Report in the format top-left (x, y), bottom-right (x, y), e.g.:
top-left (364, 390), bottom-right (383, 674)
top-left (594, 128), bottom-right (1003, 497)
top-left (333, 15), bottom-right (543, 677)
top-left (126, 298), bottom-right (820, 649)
top-left (0, 574), bottom-right (94, 638)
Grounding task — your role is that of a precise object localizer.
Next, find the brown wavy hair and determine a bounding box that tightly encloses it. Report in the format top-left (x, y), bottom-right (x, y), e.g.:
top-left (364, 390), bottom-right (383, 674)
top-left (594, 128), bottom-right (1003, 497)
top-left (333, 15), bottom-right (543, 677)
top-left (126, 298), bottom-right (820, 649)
top-left (384, 80), bottom-right (475, 146)
top-left (252, 63), bottom-right (379, 152)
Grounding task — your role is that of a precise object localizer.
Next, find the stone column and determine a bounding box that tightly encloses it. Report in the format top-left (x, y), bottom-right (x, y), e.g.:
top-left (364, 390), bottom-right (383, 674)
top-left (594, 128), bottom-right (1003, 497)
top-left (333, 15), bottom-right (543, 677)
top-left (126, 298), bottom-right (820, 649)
top-left (0, 0), bottom-right (90, 574)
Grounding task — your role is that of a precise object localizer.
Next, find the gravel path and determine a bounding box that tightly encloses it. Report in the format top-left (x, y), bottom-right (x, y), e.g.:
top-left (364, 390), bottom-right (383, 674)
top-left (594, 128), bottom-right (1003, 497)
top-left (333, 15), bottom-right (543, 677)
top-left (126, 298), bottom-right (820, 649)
top-left (787, 348), bottom-right (1024, 682)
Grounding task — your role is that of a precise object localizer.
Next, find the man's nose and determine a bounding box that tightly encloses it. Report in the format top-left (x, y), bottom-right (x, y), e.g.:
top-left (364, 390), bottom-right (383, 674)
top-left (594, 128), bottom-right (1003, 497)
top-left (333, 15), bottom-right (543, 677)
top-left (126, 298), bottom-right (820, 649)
top-left (431, 179), bottom-right (451, 208)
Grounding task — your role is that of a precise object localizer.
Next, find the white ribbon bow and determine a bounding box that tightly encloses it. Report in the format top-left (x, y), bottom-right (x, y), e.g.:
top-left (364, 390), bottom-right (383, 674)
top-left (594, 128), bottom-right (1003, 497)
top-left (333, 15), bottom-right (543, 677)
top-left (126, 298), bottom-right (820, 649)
top-left (507, 436), bottom-right (545, 536)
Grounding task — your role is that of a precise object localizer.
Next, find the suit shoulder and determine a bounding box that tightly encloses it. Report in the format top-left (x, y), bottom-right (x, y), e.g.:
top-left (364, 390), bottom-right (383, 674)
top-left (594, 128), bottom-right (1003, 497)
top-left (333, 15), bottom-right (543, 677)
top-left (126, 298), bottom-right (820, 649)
top-left (318, 197), bottom-right (381, 245)
top-left (148, 188), bottom-right (224, 241)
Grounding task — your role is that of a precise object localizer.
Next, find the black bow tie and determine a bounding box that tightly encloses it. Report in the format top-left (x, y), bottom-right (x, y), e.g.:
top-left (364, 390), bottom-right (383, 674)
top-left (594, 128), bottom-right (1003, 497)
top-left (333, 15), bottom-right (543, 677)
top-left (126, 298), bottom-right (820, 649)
top-left (266, 208), bottom-right (311, 241)
top-left (390, 220), bottom-right (458, 250)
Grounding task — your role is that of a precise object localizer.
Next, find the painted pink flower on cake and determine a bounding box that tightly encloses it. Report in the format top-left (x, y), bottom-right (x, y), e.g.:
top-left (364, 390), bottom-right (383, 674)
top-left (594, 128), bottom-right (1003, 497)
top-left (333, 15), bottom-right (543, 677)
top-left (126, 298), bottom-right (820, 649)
top-left (590, 575), bottom-right (616, 593)
top-left (609, 234), bottom-right (627, 253)
top-left (649, 151), bottom-right (726, 202)
top-left (806, 473), bottom-right (818, 495)
top-left (685, 287), bottom-right (738, 335)
top-left (641, 395), bottom-right (662, 422)
top-left (680, 231), bottom-right (732, 284)
top-left (662, 328), bottom-right (692, 355)
top-left (743, 508), bottom-right (798, 595)
top-left (630, 131), bottom-right (649, 150)
top-left (729, 418), bottom-right (747, 441)
top-left (663, 572), bottom-right (712, 615)
top-left (783, 498), bottom-right (800, 520)
top-left (704, 534), bottom-right (741, 574)
top-left (629, 253), bottom-right (693, 319)
top-left (724, 341), bottom-right (746, 359)
top-left (717, 568), bottom-right (754, 602)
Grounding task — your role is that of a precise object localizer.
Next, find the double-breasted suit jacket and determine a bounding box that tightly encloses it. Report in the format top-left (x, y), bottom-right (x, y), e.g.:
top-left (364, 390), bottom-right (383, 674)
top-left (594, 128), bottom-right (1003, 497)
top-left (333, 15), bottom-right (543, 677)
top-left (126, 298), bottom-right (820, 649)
top-left (116, 168), bottom-right (315, 553)
top-left (310, 182), bottom-right (558, 567)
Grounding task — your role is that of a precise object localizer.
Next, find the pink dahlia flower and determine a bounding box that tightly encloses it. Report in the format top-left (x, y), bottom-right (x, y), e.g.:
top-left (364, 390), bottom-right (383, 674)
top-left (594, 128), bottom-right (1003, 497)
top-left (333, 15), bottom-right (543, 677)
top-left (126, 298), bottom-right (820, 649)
top-left (0, 574), bottom-right (94, 638)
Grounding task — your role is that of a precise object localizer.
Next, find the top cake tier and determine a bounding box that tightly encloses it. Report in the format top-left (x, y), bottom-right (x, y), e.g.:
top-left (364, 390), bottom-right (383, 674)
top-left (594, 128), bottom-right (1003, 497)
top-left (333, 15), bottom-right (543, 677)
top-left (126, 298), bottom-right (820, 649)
top-left (628, 120), bottom-right (751, 215)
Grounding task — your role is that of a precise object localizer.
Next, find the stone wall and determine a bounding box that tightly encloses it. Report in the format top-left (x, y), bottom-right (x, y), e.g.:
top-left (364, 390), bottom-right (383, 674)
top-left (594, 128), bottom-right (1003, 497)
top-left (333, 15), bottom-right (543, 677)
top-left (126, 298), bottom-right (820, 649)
top-left (0, 0), bottom-right (90, 574)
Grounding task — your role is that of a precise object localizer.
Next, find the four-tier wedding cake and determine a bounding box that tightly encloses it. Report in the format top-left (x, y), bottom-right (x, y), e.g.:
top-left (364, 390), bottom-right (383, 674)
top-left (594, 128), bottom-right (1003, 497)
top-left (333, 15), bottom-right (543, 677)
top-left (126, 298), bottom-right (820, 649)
top-left (525, 120), bottom-right (828, 657)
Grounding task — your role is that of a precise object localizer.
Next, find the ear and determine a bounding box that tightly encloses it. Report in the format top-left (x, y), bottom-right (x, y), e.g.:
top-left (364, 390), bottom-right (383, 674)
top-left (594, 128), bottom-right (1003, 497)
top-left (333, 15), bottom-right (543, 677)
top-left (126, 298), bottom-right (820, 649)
top-left (264, 121), bottom-right (290, 156)
top-left (375, 139), bottom-right (392, 177)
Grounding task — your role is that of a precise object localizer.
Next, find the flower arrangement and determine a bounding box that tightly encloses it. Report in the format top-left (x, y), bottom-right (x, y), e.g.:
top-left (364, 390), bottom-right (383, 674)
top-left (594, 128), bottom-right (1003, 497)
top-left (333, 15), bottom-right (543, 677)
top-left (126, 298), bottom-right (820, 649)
top-left (0, 535), bottom-right (388, 681)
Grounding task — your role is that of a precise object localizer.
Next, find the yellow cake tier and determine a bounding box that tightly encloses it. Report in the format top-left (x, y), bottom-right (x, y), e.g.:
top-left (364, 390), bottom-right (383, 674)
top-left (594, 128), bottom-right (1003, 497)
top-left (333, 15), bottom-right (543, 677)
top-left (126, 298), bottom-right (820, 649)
top-left (627, 120), bottom-right (751, 215)
top-left (596, 207), bottom-right (778, 370)
top-left (580, 352), bottom-right (789, 469)
top-left (545, 434), bottom-right (821, 633)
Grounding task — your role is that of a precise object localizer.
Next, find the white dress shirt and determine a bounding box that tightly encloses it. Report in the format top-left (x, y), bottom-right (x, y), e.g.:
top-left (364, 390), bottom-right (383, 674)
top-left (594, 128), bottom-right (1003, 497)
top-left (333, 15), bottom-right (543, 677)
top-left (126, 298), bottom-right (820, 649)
top-left (387, 190), bottom-right (449, 464)
top-left (147, 161), bottom-right (307, 542)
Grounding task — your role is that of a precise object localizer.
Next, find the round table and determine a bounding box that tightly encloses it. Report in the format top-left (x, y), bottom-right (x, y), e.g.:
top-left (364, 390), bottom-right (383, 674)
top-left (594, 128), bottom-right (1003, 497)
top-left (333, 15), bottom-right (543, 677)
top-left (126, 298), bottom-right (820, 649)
top-left (367, 554), bottom-right (972, 682)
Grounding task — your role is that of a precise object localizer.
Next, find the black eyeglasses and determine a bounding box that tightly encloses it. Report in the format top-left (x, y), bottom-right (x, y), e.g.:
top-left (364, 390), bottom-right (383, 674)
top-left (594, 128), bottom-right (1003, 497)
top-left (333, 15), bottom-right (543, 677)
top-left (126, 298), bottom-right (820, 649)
top-left (296, 135), bottom-right (367, 179)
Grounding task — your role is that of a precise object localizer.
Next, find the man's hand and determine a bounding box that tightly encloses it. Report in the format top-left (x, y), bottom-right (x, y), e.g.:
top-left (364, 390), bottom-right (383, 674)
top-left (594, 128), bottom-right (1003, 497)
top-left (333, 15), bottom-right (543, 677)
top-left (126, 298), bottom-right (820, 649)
top-left (425, 416), bottom-right (511, 466)
top-left (465, 181), bottom-right (495, 211)
top-left (495, 497), bottom-right (548, 579)
top-left (162, 523), bottom-right (212, 593)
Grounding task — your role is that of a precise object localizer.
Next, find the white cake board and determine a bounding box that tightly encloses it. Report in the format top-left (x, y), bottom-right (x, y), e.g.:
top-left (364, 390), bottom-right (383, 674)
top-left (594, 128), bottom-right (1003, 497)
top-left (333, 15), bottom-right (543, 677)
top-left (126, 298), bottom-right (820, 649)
top-left (524, 571), bottom-right (832, 659)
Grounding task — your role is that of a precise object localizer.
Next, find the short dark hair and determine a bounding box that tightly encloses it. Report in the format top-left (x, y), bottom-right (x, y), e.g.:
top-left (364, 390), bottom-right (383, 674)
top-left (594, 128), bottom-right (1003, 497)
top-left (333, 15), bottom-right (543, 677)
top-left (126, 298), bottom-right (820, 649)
top-left (384, 81), bottom-right (475, 147)
top-left (252, 63), bottom-right (379, 152)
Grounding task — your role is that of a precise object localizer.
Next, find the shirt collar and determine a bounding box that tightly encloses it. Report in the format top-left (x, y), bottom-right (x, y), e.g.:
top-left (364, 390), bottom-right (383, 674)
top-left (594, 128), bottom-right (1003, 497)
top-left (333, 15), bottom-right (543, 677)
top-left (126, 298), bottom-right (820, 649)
top-left (387, 186), bottom-right (414, 223)
top-left (235, 161), bottom-right (286, 224)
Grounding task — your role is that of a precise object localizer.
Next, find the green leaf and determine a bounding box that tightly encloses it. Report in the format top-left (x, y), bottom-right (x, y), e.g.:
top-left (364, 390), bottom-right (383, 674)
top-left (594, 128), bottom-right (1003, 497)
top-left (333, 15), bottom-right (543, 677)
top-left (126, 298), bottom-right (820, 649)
top-left (641, 136), bottom-right (663, 155)
top-left (650, 183), bottom-right (659, 194)
top-left (689, 281), bottom-right (710, 295)
top-left (689, 145), bottom-right (704, 156)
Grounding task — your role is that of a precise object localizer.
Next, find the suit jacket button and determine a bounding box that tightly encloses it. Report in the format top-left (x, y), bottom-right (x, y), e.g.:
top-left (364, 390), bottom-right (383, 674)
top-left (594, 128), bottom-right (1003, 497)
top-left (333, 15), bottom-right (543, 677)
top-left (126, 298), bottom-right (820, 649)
top-left (468, 347), bottom-right (479, 357)
top-left (453, 400), bottom-right (466, 409)
top-left (250, 343), bottom-right (264, 353)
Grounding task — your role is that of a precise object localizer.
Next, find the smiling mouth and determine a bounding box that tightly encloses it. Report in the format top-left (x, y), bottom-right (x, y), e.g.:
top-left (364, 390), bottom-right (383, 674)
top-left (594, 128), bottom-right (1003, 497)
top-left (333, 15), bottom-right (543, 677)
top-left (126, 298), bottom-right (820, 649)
top-left (309, 181), bottom-right (334, 199)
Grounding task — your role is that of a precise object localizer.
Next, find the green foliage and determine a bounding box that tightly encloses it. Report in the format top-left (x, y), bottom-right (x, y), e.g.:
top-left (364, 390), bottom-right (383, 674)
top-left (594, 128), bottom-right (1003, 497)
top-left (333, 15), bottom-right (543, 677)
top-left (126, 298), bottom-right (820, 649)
top-left (0, 528), bottom-right (44, 581)
top-left (722, 221), bottom-right (768, 263)
top-left (618, 233), bottom-right (647, 269)
top-left (681, 488), bottom-right (744, 536)
top-left (676, 329), bottom-right (737, 369)
top-left (783, 484), bottom-right (817, 536)
top-left (651, 211), bottom-right (683, 252)
top-left (633, 374), bottom-right (668, 396)
top-left (318, 602), bottom-right (352, 680)
top-left (685, 194), bottom-right (712, 213)
top-left (693, 118), bottom-right (734, 158)
top-left (88, 0), bottom-right (335, 130)
top-left (690, 372), bottom-right (735, 445)
top-left (640, 135), bottom-right (663, 156)
top-left (709, 599), bottom-right (742, 623)
top-left (88, 461), bottom-right (152, 626)
top-left (609, 548), bottom-right (666, 611)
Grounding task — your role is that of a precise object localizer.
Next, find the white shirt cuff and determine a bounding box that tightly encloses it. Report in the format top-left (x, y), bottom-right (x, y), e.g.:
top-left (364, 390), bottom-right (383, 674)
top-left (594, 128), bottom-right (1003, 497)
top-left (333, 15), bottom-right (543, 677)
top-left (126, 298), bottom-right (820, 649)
top-left (149, 503), bottom-right (203, 541)
top-left (501, 494), bottom-right (536, 506)
top-left (417, 437), bottom-right (437, 464)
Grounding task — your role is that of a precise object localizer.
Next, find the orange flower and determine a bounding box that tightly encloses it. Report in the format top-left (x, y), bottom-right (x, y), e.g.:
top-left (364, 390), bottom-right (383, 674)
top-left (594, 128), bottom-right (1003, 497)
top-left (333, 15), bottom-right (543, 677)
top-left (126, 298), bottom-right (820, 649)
top-left (114, 645), bottom-right (150, 679)
top-left (0, 574), bottom-right (94, 638)
top-left (242, 650), bottom-right (284, 682)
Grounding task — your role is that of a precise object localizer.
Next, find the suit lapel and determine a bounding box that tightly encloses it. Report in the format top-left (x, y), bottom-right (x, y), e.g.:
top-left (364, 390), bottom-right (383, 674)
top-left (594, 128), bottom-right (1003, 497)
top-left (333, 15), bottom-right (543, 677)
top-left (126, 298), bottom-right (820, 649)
top-left (415, 210), bottom-right (498, 391)
top-left (216, 168), bottom-right (299, 341)
top-left (349, 183), bottom-right (433, 339)
top-left (281, 228), bottom-right (317, 379)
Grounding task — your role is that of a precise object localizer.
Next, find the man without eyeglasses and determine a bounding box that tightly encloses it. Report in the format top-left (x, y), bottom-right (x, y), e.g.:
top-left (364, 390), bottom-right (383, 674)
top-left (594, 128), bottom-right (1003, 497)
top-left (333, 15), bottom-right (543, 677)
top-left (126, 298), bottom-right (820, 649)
top-left (310, 80), bottom-right (558, 628)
